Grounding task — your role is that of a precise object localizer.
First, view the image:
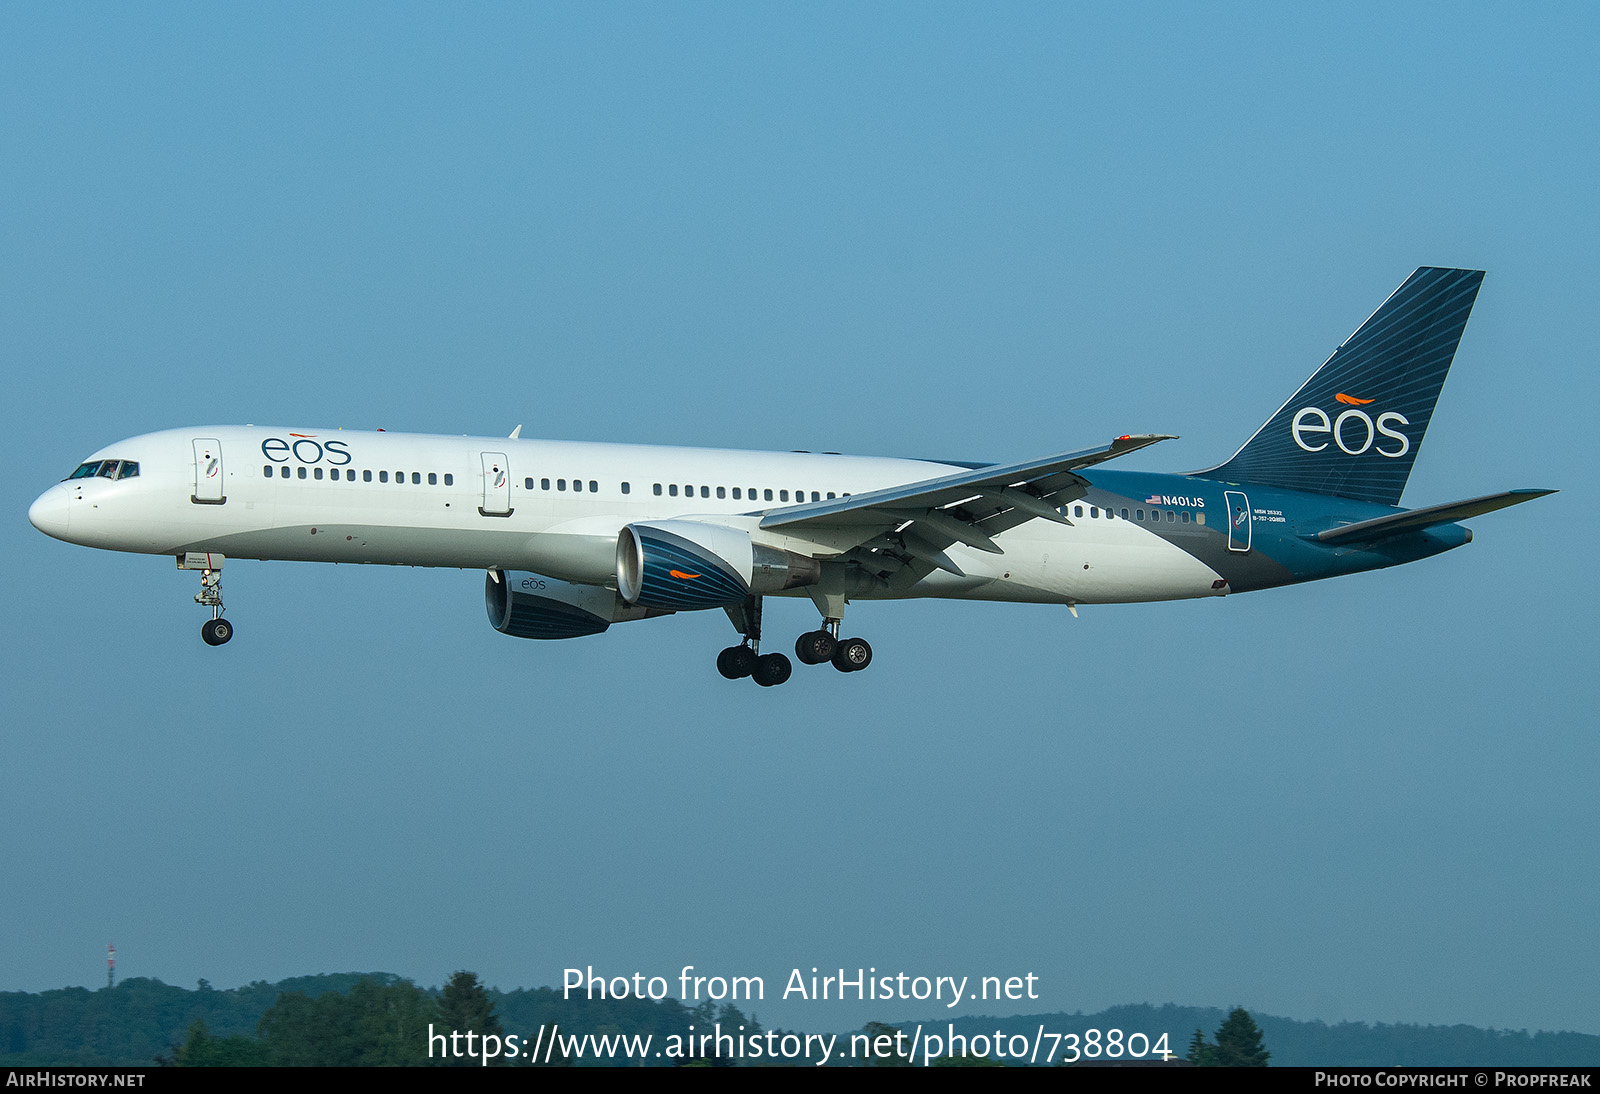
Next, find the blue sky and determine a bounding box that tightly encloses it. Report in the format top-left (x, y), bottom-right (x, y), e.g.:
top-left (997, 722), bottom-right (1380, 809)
top-left (4, 4), bottom-right (1597, 1037)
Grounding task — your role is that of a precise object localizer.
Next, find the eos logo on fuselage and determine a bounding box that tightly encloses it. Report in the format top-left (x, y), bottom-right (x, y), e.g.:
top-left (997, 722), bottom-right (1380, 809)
top-left (1290, 407), bottom-right (1410, 458)
top-left (260, 436), bottom-right (353, 466)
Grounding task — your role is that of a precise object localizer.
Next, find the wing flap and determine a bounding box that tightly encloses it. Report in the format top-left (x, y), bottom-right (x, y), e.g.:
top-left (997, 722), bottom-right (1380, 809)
top-left (760, 434), bottom-right (1175, 534)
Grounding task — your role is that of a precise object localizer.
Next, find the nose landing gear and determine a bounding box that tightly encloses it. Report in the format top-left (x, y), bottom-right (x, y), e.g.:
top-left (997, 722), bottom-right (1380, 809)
top-left (180, 552), bottom-right (233, 646)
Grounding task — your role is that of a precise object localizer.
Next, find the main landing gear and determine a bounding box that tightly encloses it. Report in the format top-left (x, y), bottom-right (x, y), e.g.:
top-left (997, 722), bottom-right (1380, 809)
top-left (716, 597), bottom-right (871, 686)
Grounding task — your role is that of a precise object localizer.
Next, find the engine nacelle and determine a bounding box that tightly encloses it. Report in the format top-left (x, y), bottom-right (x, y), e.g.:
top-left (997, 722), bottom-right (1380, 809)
top-left (486, 570), bottom-right (670, 640)
top-left (616, 520), bottom-right (822, 610)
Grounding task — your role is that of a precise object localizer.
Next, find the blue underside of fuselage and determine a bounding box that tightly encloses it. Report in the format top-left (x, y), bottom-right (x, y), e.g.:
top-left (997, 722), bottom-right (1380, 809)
top-left (1075, 468), bottom-right (1468, 593)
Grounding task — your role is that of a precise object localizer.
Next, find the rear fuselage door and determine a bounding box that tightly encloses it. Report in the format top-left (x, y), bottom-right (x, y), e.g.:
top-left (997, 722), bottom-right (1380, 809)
top-left (192, 438), bottom-right (225, 504)
top-left (480, 452), bottom-right (513, 516)
top-left (1224, 490), bottom-right (1251, 552)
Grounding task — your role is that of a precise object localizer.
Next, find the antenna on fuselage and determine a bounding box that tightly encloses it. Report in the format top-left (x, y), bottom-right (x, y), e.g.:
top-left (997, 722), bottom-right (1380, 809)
top-left (509, 424), bottom-right (522, 439)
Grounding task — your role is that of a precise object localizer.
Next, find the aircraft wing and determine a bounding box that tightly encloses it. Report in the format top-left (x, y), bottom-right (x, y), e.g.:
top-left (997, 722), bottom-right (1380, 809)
top-left (759, 433), bottom-right (1175, 578)
top-left (1316, 489), bottom-right (1556, 545)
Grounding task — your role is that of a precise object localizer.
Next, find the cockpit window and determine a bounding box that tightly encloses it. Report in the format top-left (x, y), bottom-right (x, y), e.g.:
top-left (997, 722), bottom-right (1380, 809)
top-left (65, 459), bottom-right (138, 481)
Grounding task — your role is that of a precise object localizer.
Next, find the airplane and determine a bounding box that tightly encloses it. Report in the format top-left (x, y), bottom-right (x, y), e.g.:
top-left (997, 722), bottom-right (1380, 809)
top-left (29, 267), bottom-right (1553, 687)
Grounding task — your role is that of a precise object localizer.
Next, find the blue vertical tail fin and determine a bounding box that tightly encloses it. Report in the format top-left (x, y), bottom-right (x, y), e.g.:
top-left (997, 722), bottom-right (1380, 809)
top-left (1198, 267), bottom-right (1484, 506)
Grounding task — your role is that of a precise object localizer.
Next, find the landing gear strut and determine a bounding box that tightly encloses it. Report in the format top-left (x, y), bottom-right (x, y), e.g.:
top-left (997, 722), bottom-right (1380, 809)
top-left (181, 554), bottom-right (233, 646)
top-left (718, 596), bottom-right (791, 686)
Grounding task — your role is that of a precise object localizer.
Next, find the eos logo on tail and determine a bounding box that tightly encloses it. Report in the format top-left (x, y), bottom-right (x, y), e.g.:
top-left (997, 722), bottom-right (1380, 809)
top-left (1291, 395), bottom-right (1410, 458)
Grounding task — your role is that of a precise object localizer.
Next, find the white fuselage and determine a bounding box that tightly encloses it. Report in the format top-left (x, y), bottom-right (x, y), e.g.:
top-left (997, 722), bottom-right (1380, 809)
top-left (29, 426), bottom-right (1226, 606)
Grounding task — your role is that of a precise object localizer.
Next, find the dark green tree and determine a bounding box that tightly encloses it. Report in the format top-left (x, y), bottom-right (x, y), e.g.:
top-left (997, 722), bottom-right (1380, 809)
top-left (173, 1019), bottom-right (267, 1067)
top-left (1186, 1026), bottom-right (1213, 1065)
top-left (1211, 1007), bottom-right (1270, 1067)
top-left (436, 971), bottom-right (506, 1067)
top-left (258, 977), bottom-right (436, 1065)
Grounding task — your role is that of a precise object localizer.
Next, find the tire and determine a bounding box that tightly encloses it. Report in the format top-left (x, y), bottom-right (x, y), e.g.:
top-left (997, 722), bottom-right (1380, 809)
top-left (831, 637), bottom-right (872, 672)
top-left (201, 618), bottom-right (233, 646)
top-left (717, 645), bottom-right (757, 679)
top-left (753, 652), bottom-right (792, 687)
top-left (794, 630), bottom-right (836, 665)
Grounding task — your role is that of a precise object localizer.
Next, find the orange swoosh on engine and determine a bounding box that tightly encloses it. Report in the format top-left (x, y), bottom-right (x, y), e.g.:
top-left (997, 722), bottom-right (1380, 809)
top-left (669, 570), bottom-right (702, 580)
top-left (1334, 393), bottom-right (1375, 406)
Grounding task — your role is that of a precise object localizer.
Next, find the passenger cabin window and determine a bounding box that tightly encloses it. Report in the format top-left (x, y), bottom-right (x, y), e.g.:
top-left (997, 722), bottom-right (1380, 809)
top-left (669, 485), bottom-right (678, 497)
top-left (364, 470), bottom-right (373, 482)
top-left (621, 482), bottom-right (630, 494)
top-left (653, 483), bottom-right (662, 496)
top-left (443, 474), bottom-right (453, 486)
top-left (379, 471), bottom-right (388, 483)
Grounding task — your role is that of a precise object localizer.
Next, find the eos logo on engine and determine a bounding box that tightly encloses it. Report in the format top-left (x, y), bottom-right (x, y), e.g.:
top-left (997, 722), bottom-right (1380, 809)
top-left (1291, 395), bottom-right (1410, 458)
top-left (261, 434), bottom-right (353, 466)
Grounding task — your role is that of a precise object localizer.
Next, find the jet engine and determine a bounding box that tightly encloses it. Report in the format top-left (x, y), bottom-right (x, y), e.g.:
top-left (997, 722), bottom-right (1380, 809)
top-left (616, 520), bottom-right (821, 611)
top-left (486, 570), bottom-right (670, 640)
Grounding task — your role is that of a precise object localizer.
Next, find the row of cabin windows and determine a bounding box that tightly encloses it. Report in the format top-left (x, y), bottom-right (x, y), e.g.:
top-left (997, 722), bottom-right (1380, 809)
top-left (1067, 503), bottom-right (1205, 525)
top-left (528, 477), bottom-right (619, 494)
top-left (652, 484), bottom-right (842, 502)
top-left (519, 477), bottom-right (848, 503)
top-left (254, 464), bottom-right (1200, 525)
top-left (263, 465), bottom-right (454, 486)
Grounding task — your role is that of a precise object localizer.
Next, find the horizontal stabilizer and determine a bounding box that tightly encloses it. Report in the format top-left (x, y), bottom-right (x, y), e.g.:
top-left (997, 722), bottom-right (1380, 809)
top-left (1316, 489), bottom-right (1555, 545)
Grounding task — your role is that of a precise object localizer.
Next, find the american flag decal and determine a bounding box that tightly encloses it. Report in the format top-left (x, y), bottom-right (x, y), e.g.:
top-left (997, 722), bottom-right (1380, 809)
top-left (1144, 494), bottom-right (1163, 504)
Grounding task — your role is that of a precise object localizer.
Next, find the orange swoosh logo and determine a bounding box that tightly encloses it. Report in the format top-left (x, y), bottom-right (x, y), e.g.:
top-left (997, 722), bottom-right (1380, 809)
top-left (669, 570), bottom-right (702, 580)
top-left (289, 432), bottom-right (318, 437)
top-left (1334, 393), bottom-right (1374, 406)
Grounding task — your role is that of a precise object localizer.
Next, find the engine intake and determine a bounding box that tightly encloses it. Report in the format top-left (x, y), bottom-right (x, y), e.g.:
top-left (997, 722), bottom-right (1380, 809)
top-left (617, 520), bottom-right (821, 610)
top-left (486, 571), bottom-right (669, 640)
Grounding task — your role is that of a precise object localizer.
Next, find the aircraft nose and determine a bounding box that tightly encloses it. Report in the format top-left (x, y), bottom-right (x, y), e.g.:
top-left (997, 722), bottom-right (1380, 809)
top-left (28, 487), bottom-right (70, 540)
